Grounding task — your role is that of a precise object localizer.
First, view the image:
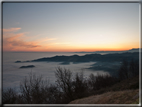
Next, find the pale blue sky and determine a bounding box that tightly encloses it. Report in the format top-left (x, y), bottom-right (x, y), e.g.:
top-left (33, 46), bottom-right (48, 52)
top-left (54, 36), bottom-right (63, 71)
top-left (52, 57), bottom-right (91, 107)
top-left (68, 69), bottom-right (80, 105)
top-left (3, 3), bottom-right (140, 52)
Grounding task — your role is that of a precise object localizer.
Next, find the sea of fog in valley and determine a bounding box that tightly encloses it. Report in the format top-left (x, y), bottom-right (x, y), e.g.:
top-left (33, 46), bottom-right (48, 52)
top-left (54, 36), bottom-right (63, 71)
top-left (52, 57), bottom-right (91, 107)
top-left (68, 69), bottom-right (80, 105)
top-left (3, 52), bottom-right (110, 93)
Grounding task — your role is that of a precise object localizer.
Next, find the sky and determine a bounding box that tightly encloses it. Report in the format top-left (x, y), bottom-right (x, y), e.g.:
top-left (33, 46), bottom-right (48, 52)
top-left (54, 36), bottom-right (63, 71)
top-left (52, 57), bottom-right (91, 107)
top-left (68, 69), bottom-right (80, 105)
top-left (2, 2), bottom-right (140, 52)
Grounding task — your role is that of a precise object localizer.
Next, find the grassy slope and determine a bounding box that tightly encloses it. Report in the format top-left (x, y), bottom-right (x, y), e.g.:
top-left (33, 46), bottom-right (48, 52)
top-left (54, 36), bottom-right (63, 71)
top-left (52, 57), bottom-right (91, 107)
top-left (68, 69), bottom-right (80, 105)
top-left (69, 76), bottom-right (140, 104)
top-left (69, 89), bottom-right (139, 104)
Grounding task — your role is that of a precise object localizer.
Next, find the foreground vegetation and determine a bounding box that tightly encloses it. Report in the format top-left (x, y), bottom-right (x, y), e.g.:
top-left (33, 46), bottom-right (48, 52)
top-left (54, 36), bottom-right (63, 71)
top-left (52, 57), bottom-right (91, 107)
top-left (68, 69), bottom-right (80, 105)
top-left (69, 89), bottom-right (139, 104)
top-left (2, 59), bottom-right (139, 104)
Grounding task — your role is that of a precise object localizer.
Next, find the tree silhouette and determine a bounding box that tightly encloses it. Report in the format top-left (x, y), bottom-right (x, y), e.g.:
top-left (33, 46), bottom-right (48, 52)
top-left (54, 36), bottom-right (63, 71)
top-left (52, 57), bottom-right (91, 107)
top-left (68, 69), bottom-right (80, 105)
top-left (118, 60), bottom-right (129, 80)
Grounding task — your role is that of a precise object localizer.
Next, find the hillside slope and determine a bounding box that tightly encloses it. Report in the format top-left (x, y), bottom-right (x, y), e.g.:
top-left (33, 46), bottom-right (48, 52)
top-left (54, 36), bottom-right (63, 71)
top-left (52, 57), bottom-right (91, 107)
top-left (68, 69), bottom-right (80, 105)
top-left (69, 76), bottom-right (140, 104)
top-left (69, 89), bottom-right (139, 104)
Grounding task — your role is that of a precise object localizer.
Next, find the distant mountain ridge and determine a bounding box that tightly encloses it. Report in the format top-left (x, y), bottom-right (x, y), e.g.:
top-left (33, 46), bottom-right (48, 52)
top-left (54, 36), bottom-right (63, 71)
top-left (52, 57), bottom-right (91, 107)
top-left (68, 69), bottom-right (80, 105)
top-left (75, 48), bottom-right (141, 53)
top-left (127, 48), bottom-right (140, 52)
top-left (15, 52), bottom-right (139, 63)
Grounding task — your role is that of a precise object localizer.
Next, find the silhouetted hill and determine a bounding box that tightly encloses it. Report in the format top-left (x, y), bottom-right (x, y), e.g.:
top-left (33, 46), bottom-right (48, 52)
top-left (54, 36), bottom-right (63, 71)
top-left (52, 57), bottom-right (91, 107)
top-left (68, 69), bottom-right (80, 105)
top-left (19, 65), bottom-right (35, 69)
top-left (75, 48), bottom-right (141, 54)
top-left (15, 52), bottom-right (139, 63)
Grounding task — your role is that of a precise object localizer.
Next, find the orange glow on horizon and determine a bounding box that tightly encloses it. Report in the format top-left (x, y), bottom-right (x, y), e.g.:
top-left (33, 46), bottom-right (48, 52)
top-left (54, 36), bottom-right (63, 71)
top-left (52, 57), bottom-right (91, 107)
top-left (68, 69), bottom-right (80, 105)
top-left (3, 28), bottom-right (139, 53)
top-left (3, 46), bottom-right (139, 52)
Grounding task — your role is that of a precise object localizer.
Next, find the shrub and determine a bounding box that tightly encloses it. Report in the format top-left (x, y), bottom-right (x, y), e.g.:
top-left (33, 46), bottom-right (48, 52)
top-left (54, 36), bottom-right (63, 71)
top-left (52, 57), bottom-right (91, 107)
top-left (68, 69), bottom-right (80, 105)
top-left (118, 60), bottom-right (129, 80)
top-left (2, 66), bottom-right (121, 104)
top-left (2, 88), bottom-right (17, 104)
top-left (89, 74), bottom-right (118, 91)
top-left (19, 72), bottom-right (61, 104)
top-left (118, 59), bottom-right (139, 80)
top-left (55, 67), bottom-right (89, 102)
top-left (55, 67), bottom-right (74, 102)
top-left (72, 72), bottom-right (89, 99)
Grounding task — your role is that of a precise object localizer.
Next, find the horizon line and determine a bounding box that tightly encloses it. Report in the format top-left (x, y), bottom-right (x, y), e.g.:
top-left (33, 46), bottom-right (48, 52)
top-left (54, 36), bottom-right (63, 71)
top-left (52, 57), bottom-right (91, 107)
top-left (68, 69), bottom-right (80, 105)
top-left (3, 48), bottom-right (141, 53)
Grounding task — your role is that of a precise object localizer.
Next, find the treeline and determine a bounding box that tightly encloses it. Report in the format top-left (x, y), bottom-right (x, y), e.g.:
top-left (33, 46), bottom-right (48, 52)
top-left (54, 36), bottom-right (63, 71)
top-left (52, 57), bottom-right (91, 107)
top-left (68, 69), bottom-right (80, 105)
top-left (2, 68), bottom-right (118, 104)
top-left (118, 59), bottom-right (139, 80)
top-left (3, 59), bottom-right (139, 104)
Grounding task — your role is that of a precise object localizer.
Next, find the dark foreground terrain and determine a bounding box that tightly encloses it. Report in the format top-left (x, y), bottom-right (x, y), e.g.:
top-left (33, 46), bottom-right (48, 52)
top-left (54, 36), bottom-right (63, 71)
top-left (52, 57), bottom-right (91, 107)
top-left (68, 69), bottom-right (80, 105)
top-left (69, 75), bottom-right (139, 104)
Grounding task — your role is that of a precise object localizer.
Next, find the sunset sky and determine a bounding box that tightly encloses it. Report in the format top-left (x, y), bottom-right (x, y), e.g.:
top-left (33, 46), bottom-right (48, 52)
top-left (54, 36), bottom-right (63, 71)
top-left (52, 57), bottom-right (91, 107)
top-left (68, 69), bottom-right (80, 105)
top-left (3, 3), bottom-right (140, 52)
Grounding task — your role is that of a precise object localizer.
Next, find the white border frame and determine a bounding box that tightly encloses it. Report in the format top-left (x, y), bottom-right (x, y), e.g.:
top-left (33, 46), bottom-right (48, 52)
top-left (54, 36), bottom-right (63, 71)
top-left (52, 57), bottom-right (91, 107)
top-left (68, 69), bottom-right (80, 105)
top-left (1, 0), bottom-right (142, 106)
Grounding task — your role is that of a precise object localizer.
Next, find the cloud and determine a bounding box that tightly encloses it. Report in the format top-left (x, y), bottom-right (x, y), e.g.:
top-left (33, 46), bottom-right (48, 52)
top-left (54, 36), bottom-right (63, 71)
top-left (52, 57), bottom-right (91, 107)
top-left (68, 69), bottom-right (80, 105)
top-left (37, 37), bottom-right (57, 42)
top-left (3, 28), bottom-right (21, 32)
top-left (3, 28), bottom-right (41, 51)
top-left (3, 36), bottom-right (41, 51)
top-left (7, 39), bottom-right (40, 48)
top-left (54, 42), bottom-right (71, 45)
top-left (5, 33), bottom-right (25, 41)
top-left (3, 28), bottom-right (61, 51)
top-left (46, 38), bottom-right (57, 41)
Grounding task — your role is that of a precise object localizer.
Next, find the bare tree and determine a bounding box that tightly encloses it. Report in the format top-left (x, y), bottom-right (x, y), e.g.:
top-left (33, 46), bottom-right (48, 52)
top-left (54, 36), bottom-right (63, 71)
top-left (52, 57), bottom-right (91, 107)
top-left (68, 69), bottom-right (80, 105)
top-left (118, 59), bottom-right (139, 80)
top-left (88, 73), bottom-right (96, 90)
top-left (55, 67), bottom-right (74, 101)
top-left (72, 71), bottom-right (88, 98)
top-left (118, 60), bottom-right (129, 80)
top-left (129, 59), bottom-right (139, 77)
top-left (20, 72), bottom-right (52, 103)
top-left (2, 88), bottom-right (17, 104)
top-left (3, 66), bottom-right (122, 104)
